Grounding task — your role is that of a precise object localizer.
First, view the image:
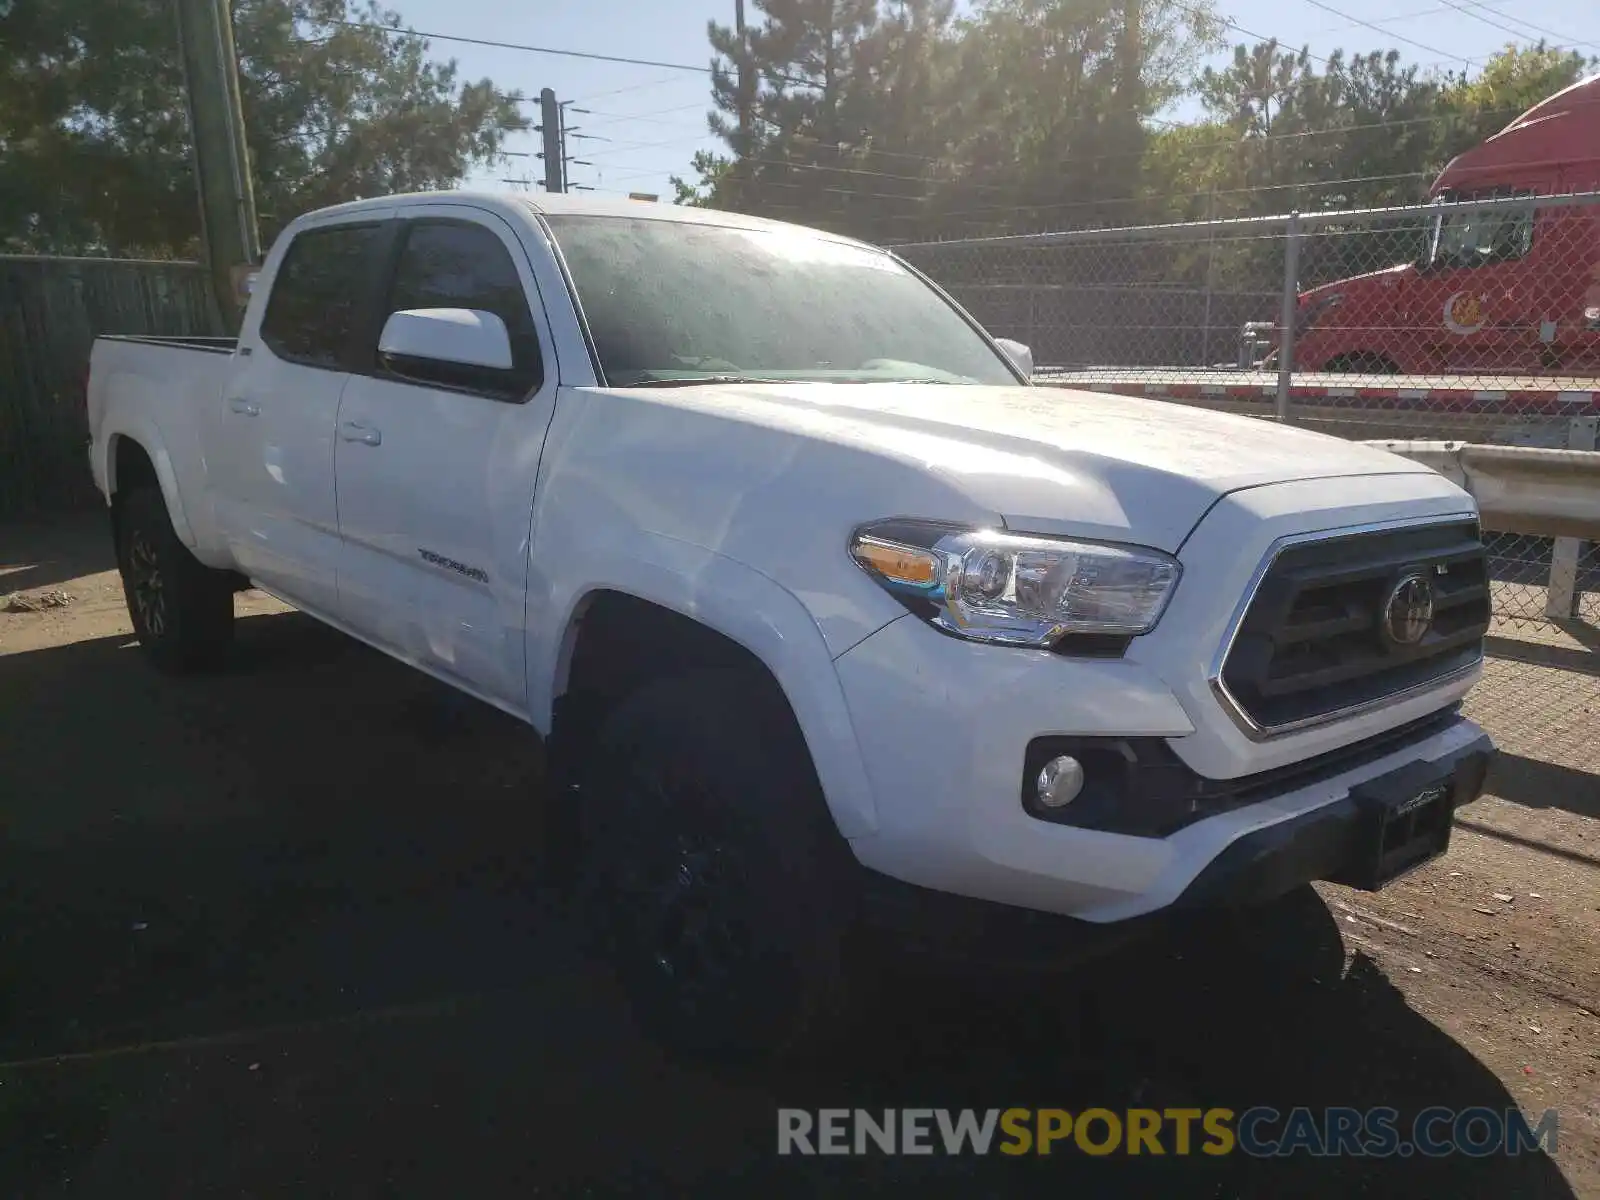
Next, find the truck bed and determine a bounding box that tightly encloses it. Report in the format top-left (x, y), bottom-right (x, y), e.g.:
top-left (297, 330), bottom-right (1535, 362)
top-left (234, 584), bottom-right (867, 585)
top-left (98, 334), bottom-right (238, 354)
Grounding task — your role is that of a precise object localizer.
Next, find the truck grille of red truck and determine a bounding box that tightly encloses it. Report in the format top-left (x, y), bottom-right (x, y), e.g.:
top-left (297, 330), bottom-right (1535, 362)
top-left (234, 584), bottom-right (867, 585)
top-left (1215, 519), bottom-right (1490, 736)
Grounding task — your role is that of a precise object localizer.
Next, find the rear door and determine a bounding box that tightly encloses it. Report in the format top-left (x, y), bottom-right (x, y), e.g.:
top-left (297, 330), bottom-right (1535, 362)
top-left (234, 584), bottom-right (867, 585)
top-left (205, 218), bottom-right (389, 615)
top-left (332, 205), bottom-right (557, 710)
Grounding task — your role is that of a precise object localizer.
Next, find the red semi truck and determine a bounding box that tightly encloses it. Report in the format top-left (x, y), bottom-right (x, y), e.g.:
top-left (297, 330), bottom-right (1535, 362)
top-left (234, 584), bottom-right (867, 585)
top-left (1291, 73), bottom-right (1600, 376)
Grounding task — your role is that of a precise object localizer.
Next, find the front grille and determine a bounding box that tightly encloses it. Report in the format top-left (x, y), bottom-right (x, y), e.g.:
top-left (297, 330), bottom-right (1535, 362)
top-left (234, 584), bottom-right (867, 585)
top-left (1218, 520), bottom-right (1490, 732)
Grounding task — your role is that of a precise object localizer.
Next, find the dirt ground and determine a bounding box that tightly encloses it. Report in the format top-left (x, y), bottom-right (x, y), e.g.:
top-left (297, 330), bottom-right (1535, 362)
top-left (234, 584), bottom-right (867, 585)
top-left (2, 512), bottom-right (1597, 1199)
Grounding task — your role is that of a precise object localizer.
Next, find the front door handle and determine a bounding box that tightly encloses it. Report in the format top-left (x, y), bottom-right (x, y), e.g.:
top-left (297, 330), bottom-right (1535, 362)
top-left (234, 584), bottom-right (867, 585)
top-left (228, 396), bottom-right (260, 416)
top-left (340, 421), bottom-right (382, 446)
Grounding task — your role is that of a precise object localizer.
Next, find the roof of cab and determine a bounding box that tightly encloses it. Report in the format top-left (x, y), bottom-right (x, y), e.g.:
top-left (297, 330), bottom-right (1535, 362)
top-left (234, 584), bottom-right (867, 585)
top-left (1432, 72), bottom-right (1600, 195)
top-left (290, 189), bottom-right (880, 249)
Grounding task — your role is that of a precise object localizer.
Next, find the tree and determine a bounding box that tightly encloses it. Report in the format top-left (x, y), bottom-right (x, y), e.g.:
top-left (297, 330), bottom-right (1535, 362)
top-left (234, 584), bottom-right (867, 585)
top-left (683, 0), bottom-right (1222, 239)
top-left (1189, 41), bottom-right (1446, 215)
top-left (671, 150), bottom-right (733, 206)
top-left (0, 0), bottom-right (521, 256)
top-left (1433, 42), bottom-right (1596, 155)
top-left (927, 0), bottom-right (1220, 235)
top-left (700, 0), bottom-right (891, 233)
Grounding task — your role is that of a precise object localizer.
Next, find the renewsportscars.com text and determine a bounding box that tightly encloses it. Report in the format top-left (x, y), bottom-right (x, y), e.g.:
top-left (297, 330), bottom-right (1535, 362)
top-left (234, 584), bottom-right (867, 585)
top-left (777, 1106), bottom-right (1559, 1158)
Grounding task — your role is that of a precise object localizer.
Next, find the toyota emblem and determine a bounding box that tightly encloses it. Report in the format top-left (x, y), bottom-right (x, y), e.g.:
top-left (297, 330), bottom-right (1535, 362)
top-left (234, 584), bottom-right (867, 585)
top-left (1382, 572), bottom-right (1435, 647)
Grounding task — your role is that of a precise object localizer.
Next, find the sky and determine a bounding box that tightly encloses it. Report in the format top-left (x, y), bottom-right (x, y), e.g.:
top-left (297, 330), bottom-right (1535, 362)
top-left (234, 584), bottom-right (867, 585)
top-left (389, 0), bottom-right (1600, 204)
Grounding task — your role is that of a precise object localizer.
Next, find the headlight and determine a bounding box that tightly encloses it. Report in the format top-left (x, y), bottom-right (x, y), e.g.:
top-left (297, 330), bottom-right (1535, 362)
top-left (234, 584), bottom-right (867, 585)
top-left (848, 520), bottom-right (1181, 647)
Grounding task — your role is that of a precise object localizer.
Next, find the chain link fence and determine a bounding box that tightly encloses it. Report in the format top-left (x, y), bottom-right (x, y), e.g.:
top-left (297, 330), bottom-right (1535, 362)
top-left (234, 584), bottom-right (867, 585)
top-left (897, 191), bottom-right (1600, 629)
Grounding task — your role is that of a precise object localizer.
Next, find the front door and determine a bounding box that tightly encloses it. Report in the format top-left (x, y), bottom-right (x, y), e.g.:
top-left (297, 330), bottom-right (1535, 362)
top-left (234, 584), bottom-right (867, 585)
top-left (332, 206), bottom-right (557, 711)
top-left (203, 219), bottom-right (389, 615)
top-left (1406, 194), bottom-right (1540, 375)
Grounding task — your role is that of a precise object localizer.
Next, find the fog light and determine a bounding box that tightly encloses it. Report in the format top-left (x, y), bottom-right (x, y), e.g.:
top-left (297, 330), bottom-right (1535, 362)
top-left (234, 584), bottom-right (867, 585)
top-left (1036, 755), bottom-right (1085, 808)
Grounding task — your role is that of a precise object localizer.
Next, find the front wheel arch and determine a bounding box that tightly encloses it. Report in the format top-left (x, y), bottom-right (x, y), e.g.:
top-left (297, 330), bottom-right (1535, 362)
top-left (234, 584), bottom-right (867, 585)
top-left (536, 564), bottom-right (882, 843)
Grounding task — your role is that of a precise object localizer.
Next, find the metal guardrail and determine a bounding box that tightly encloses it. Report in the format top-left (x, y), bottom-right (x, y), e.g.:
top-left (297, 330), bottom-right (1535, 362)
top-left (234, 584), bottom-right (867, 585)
top-left (1365, 435), bottom-right (1600, 620)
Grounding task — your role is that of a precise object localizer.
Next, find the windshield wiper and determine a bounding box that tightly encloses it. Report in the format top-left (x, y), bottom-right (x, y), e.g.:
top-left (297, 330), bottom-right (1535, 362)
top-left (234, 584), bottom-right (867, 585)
top-left (622, 375), bottom-right (789, 388)
top-left (843, 377), bottom-right (959, 385)
top-left (622, 374), bottom-right (965, 388)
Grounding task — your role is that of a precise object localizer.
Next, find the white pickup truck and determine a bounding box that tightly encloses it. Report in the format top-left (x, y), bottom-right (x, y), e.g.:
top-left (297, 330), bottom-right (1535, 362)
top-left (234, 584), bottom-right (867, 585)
top-left (88, 192), bottom-right (1494, 1058)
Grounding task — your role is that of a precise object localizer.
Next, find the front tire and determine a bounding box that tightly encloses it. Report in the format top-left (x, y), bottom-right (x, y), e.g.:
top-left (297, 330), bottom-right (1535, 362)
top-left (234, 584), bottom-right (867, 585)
top-left (579, 668), bottom-right (857, 1062)
top-left (115, 487), bottom-right (234, 673)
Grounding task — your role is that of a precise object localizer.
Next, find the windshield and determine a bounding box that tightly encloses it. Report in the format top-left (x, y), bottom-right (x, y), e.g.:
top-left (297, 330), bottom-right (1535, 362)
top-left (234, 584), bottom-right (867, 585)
top-left (1427, 191), bottom-right (1535, 270)
top-left (544, 215), bottom-right (1021, 387)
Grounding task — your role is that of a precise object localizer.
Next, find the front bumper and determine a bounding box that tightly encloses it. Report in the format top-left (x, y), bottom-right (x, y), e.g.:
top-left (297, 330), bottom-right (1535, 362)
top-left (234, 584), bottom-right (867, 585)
top-left (852, 721), bottom-right (1493, 971)
top-left (834, 612), bottom-right (1492, 924)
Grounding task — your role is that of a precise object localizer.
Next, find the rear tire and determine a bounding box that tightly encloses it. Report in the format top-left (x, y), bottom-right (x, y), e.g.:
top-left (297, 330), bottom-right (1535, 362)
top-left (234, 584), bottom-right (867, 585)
top-left (578, 668), bottom-right (858, 1062)
top-left (115, 487), bottom-right (235, 673)
top-left (1324, 352), bottom-right (1400, 374)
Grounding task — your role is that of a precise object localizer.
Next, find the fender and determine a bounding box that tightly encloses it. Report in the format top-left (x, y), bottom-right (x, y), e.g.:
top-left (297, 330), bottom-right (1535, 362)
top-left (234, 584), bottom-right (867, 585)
top-left (529, 531), bottom-right (881, 840)
top-left (101, 419), bottom-right (197, 548)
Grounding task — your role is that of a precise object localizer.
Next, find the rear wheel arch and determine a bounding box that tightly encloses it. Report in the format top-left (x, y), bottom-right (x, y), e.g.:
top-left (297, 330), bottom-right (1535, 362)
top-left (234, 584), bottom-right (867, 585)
top-left (105, 429), bottom-right (196, 548)
top-left (1324, 351), bottom-right (1402, 374)
top-left (108, 434), bottom-right (160, 545)
top-left (110, 433), bottom-right (160, 499)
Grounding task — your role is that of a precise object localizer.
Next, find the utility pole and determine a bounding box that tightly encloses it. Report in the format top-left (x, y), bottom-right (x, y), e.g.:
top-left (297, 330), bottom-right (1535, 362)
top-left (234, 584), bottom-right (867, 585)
top-left (735, 0), bottom-right (752, 154)
top-left (174, 0), bottom-right (260, 330)
top-left (538, 88), bottom-right (565, 194)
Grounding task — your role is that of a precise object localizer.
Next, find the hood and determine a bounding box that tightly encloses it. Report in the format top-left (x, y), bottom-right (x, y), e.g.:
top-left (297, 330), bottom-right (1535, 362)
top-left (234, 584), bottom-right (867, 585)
top-left (1300, 262), bottom-right (1413, 306)
top-left (618, 382), bottom-right (1439, 552)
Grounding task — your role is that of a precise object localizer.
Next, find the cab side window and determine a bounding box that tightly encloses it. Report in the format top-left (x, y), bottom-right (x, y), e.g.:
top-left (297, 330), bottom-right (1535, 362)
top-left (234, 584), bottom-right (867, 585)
top-left (260, 223), bottom-right (383, 368)
top-left (380, 220), bottom-right (544, 400)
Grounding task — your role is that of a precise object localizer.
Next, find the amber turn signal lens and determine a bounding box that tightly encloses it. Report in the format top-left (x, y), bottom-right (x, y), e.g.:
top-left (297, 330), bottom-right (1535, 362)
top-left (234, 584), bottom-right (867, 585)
top-left (850, 535), bottom-right (940, 587)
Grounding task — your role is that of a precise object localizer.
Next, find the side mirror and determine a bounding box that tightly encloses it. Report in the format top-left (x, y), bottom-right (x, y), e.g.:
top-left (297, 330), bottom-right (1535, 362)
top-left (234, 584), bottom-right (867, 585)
top-left (993, 337), bottom-right (1034, 379)
top-left (378, 308), bottom-right (513, 371)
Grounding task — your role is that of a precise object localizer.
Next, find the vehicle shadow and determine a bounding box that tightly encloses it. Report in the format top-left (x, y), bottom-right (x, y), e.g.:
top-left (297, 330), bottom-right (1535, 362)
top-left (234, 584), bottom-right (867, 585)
top-left (0, 613), bottom-right (552, 1061)
top-left (0, 511), bottom-right (112, 597)
top-left (1485, 752), bottom-right (1600, 821)
top-left (0, 614), bottom-right (1574, 1198)
top-left (1484, 630), bottom-right (1600, 676)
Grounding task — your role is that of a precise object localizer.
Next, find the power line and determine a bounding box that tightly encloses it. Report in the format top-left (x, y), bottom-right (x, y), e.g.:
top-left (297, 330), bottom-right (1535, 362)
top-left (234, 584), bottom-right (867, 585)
top-left (1296, 0), bottom-right (1478, 66)
top-left (327, 12), bottom-right (1573, 200)
top-left (1305, 0), bottom-right (1477, 34)
top-left (721, 70), bottom-right (1576, 175)
top-left (325, 15), bottom-right (1507, 182)
top-left (335, 20), bottom-right (712, 74)
top-left (333, 21), bottom-right (820, 90)
top-left (583, 132), bottom-right (715, 160)
top-left (316, 13), bottom-right (1329, 154)
top-left (575, 163), bottom-right (1435, 220)
top-left (1301, 0), bottom-right (1533, 36)
top-left (690, 89), bottom-right (1600, 185)
top-left (580, 102), bottom-right (710, 130)
top-left (1433, 0), bottom-right (1600, 53)
top-left (571, 73), bottom-right (696, 104)
top-left (1163, 0), bottom-right (1334, 67)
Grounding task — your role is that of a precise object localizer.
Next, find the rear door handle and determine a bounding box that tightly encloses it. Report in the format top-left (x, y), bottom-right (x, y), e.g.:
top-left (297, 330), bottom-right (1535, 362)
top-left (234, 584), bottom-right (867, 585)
top-left (228, 397), bottom-right (260, 416)
top-left (340, 421), bottom-right (381, 446)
